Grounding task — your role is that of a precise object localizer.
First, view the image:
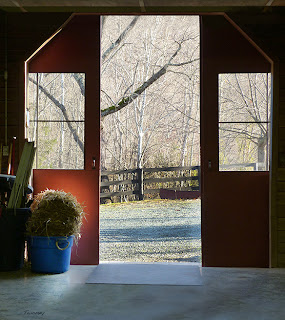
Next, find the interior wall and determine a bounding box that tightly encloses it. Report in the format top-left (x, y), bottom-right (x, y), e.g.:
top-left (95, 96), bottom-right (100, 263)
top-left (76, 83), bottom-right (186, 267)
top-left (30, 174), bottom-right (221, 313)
top-left (200, 15), bottom-right (271, 267)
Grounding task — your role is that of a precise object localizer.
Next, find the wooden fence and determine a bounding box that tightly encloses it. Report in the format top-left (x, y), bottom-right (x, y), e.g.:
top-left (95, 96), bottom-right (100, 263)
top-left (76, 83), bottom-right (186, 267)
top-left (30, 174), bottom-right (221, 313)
top-left (100, 165), bottom-right (200, 202)
top-left (219, 163), bottom-right (258, 170)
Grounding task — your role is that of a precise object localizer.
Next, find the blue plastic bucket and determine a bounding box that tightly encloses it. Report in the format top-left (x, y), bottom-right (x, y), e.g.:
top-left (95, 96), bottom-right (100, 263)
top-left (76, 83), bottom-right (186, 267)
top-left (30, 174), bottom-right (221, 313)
top-left (30, 236), bottom-right (74, 273)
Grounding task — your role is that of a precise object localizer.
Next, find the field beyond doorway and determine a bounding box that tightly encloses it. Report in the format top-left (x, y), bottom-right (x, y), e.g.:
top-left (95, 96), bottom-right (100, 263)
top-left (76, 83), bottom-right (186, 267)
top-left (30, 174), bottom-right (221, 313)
top-left (99, 198), bottom-right (201, 263)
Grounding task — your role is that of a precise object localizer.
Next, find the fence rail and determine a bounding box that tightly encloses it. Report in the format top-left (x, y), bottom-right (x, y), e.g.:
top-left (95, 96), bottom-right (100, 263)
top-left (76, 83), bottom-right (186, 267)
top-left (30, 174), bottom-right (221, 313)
top-left (100, 165), bottom-right (200, 201)
top-left (219, 163), bottom-right (257, 170)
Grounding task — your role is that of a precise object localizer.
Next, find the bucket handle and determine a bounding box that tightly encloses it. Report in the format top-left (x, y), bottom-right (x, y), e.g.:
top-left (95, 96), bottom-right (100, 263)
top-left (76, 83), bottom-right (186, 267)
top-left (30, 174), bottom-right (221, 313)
top-left (56, 239), bottom-right (70, 251)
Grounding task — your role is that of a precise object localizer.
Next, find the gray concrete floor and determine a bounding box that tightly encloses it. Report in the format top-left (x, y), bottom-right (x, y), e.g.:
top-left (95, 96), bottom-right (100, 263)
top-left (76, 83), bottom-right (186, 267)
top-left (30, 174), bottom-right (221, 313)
top-left (1, 264), bottom-right (285, 320)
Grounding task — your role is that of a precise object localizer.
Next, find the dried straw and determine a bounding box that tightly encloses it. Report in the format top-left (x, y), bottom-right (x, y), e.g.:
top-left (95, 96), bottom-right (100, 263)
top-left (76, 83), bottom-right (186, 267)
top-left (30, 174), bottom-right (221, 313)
top-left (26, 189), bottom-right (85, 242)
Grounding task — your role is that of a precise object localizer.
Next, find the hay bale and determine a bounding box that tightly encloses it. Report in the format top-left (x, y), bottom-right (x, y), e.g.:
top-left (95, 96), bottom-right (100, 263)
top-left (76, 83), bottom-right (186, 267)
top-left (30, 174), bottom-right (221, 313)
top-left (26, 189), bottom-right (85, 242)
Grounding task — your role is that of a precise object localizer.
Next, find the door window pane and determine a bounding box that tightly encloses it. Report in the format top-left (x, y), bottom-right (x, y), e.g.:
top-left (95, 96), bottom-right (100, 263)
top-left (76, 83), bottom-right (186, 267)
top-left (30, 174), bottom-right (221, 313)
top-left (26, 73), bottom-right (85, 169)
top-left (219, 73), bottom-right (271, 171)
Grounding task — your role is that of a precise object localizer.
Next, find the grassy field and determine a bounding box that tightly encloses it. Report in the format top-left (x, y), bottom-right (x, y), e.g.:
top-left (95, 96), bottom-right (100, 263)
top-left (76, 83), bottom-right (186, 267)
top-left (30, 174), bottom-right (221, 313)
top-left (99, 198), bottom-right (201, 263)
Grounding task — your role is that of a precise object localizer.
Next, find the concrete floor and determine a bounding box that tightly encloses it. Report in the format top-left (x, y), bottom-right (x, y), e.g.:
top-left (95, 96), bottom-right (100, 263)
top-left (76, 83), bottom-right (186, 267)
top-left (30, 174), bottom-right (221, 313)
top-left (1, 264), bottom-right (285, 320)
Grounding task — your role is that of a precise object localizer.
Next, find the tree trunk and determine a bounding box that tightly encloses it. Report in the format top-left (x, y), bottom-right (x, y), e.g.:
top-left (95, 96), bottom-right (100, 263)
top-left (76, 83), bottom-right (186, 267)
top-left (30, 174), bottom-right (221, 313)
top-left (257, 135), bottom-right (267, 171)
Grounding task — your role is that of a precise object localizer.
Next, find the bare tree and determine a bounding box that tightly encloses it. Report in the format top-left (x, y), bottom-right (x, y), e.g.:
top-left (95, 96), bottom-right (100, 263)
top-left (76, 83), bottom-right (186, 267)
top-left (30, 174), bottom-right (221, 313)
top-left (101, 16), bottom-right (200, 170)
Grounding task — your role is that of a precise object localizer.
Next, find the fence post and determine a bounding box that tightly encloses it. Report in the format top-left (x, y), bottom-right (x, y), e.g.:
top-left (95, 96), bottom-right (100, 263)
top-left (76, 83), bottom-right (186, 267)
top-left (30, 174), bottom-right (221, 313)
top-left (138, 168), bottom-right (144, 201)
top-left (197, 166), bottom-right (201, 191)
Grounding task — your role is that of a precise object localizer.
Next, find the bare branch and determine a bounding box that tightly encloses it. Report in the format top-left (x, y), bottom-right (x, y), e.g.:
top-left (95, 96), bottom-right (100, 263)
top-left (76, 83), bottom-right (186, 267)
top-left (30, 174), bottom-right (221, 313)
top-left (102, 16), bottom-right (140, 63)
top-left (72, 73), bottom-right (85, 96)
top-left (101, 42), bottom-right (199, 118)
top-left (101, 89), bottom-right (116, 105)
top-left (101, 65), bottom-right (167, 117)
top-left (101, 16), bottom-right (106, 30)
top-left (169, 58), bottom-right (199, 67)
top-left (219, 126), bottom-right (259, 145)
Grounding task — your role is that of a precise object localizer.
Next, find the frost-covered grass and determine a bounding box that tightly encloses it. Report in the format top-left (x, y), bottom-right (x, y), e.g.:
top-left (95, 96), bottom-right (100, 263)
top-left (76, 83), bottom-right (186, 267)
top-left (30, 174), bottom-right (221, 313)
top-left (99, 198), bottom-right (201, 263)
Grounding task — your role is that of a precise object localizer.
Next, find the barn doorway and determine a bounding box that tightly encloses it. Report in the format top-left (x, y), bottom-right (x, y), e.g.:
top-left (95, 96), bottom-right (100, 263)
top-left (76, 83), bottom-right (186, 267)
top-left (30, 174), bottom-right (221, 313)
top-left (26, 14), bottom-right (272, 267)
top-left (99, 15), bottom-right (202, 264)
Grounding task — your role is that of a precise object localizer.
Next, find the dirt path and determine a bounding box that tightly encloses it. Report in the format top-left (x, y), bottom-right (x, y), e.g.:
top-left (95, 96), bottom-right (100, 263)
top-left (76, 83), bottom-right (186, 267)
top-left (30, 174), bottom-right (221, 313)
top-left (99, 199), bottom-right (201, 263)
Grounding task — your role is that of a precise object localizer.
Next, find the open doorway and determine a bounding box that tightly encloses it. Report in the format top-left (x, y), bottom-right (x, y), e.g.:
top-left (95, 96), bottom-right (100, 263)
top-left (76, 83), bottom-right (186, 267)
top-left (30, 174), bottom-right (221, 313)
top-left (25, 14), bottom-right (272, 267)
top-left (99, 15), bottom-right (201, 263)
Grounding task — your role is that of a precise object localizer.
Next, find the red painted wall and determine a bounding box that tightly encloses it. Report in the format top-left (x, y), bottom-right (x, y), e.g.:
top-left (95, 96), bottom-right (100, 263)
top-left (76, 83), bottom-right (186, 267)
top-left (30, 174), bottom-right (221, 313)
top-left (200, 16), bottom-right (271, 267)
top-left (29, 14), bottom-right (101, 264)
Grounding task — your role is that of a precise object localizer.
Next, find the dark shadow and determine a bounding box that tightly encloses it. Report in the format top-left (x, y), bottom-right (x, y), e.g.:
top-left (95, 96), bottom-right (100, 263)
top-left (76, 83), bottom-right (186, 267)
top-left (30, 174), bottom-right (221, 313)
top-left (100, 223), bottom-right (201, 243)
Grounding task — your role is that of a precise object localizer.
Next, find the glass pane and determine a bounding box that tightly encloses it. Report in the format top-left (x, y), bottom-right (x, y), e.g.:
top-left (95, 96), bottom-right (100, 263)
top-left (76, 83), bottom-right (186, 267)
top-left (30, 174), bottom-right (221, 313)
top-left (27, 73), bottom-right (85, 169)
top-left (31, 121), bottom-right (84, 169)
top-left (219, 73), bottom-right (271, 123)
top-left (218, 73), bottom-right (271, 172)
top-left (219, 122), bottom-right (270, 171)
top-left (28, 73), bottom-right (85, 121)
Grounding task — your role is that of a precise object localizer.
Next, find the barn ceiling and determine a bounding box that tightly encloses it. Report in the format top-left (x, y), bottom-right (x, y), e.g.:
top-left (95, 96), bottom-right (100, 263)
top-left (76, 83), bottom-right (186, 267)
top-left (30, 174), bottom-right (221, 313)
top-left (0, 0), bottom-right (284, 13)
